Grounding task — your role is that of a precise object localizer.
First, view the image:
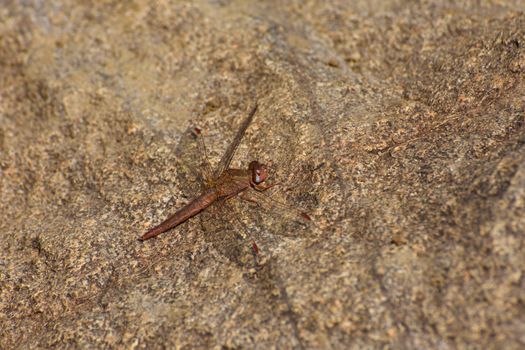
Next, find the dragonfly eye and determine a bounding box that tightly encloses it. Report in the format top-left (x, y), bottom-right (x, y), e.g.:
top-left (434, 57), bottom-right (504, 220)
top-left (250, 161), bottom-right (267, 185)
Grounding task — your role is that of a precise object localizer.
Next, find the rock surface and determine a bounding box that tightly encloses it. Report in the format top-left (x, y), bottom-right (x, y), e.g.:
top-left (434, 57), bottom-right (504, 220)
top-left (1, 1), bottom-right (524, 349)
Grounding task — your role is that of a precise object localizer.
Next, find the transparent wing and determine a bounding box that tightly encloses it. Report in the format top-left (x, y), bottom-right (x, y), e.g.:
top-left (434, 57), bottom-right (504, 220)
top-left (199, 199), bottom-right (258, 268)
top-left (213, 103), bottom-right (258, 179)
top-left (174, 126), bottom-right (215, 194)
top-left (240, 188), bottom-right (313, 238)
top-left (175, 129), bottom-right (206, 191)
top-left (191, 127), bottom-right (214, 183)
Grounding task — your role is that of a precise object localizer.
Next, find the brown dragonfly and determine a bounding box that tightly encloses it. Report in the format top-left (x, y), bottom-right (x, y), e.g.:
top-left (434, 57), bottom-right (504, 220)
top-left (139, 103), bottom-right (311, 255)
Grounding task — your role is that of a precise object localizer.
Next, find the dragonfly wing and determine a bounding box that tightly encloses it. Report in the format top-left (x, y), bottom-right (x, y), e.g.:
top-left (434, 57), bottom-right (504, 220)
top-left (191, 127), bottom-right (214, 183)
top-left (240, 189), bottom-right (313, 238)
top-left (213, 103), bottom-right (258, 179)
top-left (199, 199), bottom-right (257, 267)
top-left (174, 126), bottom-right (216, 194)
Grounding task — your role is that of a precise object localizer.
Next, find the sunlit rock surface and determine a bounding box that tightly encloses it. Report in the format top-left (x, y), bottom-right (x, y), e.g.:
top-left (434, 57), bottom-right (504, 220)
top-left (1, 1), bottom-right (524, 348)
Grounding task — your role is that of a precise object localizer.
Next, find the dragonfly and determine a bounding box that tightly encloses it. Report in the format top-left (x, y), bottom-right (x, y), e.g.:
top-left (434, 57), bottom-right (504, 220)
top-left (139, 102), bottom-right (311, 257)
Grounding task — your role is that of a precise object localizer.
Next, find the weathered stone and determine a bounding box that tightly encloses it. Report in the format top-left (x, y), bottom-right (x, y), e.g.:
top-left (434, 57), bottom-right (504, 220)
top-left (1, 1), bottom-right (524, 349)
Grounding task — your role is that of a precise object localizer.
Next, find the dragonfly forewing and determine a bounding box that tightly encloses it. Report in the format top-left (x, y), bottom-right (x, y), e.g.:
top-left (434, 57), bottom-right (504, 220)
top-left (213, 103), bottom-right (258, 179)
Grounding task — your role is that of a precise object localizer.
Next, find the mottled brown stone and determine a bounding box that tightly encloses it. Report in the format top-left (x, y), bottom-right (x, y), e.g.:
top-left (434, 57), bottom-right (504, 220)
top-left (1, 1), bottom-right (524, 349)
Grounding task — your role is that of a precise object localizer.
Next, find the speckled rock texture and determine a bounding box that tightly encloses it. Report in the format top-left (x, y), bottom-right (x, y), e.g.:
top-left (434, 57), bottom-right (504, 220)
top-left (1, 1), bottom-right (524, 349)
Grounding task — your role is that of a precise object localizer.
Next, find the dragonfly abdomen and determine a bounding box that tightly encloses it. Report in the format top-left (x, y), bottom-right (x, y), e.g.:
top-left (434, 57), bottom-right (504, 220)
top-left (139, 188), bottom-right (218, 241)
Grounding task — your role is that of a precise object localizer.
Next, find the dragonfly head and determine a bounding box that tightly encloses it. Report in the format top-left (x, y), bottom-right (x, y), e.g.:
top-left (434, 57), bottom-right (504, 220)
top-left (249, 161), bottom-right (268, 185)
